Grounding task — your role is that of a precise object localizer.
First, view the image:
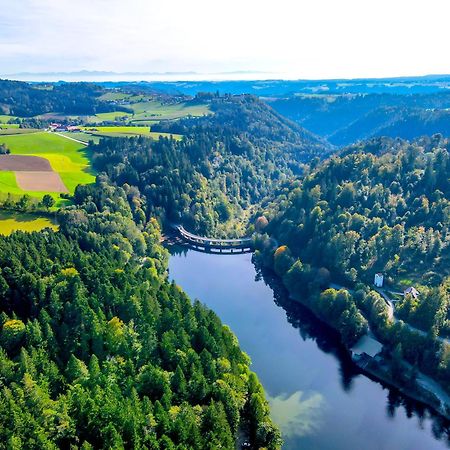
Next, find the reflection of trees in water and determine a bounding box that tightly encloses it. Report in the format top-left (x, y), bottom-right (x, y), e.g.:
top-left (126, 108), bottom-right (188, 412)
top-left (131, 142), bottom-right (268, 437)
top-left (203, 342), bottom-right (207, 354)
top-left (386, 388), bottom-right (450, 444)
top-left (253, 260), bottom-right (356, 391)
top-left (253, 258), bottom-right (450, 445)
top-left (167, 243), bottom-right (189, 257)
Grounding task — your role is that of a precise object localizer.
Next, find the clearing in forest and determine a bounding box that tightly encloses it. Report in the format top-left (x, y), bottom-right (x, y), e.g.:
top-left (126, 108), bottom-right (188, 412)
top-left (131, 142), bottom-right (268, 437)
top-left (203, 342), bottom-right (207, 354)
top-left (80, 126), bottom-right (182, 140)
top-left (0, 211), bottom-right (58, 235)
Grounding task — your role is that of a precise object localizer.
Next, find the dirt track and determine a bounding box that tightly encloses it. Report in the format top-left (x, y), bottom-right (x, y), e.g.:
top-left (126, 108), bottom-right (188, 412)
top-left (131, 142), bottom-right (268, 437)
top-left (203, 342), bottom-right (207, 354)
top-left (0, 155), bottom-right (52, 171)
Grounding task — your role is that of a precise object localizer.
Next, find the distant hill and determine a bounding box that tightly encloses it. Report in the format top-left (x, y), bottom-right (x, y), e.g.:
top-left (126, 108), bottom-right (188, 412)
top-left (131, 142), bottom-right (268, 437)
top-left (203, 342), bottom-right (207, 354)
top-left (0, 79), bottom-right (122, 117)
top-left (267, 92), bottom-right (450, 145)
top-left (95, 75), bottom-right (450, 96)
top-left (329, 107), bottom-right (450, 145)
top-left (5, 74), bottom-right (450, 96)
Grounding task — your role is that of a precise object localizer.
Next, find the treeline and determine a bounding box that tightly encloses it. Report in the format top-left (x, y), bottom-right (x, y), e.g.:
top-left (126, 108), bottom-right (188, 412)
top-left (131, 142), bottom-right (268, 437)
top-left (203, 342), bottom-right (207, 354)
top-left (0, 193), bottom-right (56, 213)
top-left (0, 80), bottom-right (126, 117)
top-left (253, 135), bottom-right (450, 387)
top-left (0, 179), bottom-right (281, 449)
top-left (89, 95), bottom-right (329, 236)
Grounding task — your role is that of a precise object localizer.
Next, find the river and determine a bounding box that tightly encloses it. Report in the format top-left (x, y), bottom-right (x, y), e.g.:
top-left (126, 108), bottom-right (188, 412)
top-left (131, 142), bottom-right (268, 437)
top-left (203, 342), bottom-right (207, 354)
top-left (168, 247), bottom-right (450, 450)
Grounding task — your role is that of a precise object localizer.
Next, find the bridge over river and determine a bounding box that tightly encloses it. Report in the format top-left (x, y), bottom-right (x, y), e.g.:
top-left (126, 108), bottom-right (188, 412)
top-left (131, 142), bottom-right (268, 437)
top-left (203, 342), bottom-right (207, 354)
top-left (174, 225), bottom-right (254, 254)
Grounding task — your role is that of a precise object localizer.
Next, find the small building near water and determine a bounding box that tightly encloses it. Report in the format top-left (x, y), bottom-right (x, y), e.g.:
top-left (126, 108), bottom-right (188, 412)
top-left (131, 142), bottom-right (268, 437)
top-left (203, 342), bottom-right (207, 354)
top-left (404, 286), bottom-right (419, 299)
top-left (374, 273), bottom-right (384, 288)
top-left (351, 334), bottom-right (383, 360)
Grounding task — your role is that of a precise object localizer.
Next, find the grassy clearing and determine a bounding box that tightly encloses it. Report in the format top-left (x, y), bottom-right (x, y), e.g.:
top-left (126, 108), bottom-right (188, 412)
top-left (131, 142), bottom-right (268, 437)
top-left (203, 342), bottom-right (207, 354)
top-left (98, 92), bottom-right (130, 101)
top-left (128, 101), bottom-right (210, 121)
top-left (0, 115), bottom-right (18, 124)
top-left (82, 126), bottom-right (151, 135)
top-left (59, 132), bottom-right (101, 144)
top-left (0, 171), bottom-right (23, 195)
top-left (0, 132), bottom-right (95, 199)
top-left (95, 111), bottom-right (132, 121)
top-left (0, 211), bottom-right (58, 235)
top-left (0, 128), bottom-right (40, 135)
top-left (41, 98), bottom-right (210, 126)
top-left (97, 93), bottom-right (210, 123)
top-left (81, 126), bottom-right (182, 140)
top-left (93, 132), bottom-right (182, 140)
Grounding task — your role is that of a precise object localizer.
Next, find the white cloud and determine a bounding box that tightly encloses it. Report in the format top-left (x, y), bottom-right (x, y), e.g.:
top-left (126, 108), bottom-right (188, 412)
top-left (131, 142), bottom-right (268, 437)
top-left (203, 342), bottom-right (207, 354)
top-left (0, 0), bottom-right (449, 78)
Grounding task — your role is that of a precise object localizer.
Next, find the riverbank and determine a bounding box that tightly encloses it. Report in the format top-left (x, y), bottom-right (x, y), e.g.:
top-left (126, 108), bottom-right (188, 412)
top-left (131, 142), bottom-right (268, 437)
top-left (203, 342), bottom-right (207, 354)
top-left (354, 353), bottom-right (450, 420)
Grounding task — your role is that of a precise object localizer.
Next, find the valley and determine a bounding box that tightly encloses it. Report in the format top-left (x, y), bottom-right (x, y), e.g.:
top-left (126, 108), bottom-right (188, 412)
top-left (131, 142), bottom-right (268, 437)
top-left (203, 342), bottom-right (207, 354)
top-left (0, 77), bottom-right (449, 449)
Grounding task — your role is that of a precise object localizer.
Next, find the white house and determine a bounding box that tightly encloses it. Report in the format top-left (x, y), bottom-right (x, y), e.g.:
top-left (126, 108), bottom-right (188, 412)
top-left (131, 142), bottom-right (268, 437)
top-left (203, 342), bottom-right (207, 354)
top-left (374, 273), bottom-right (384, 288)
top-left (404, 286), bottom-right (419, 299)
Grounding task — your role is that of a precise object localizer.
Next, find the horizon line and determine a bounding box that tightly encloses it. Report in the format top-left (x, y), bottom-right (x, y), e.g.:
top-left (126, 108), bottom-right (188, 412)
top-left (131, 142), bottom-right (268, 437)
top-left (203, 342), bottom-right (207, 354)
top-left (2, 71), bottom-right (450, 84)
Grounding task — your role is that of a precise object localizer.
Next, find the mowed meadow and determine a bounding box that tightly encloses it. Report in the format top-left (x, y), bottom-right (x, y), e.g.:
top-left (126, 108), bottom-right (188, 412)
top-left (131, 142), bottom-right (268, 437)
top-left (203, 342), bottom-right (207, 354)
top-left (0, 210), bottom-right (58, 235)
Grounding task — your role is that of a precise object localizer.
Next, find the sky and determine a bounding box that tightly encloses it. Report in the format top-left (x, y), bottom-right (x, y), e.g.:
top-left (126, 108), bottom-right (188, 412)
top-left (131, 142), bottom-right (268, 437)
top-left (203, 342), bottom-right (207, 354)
top-left (1, 0), bottom-right (449, 80)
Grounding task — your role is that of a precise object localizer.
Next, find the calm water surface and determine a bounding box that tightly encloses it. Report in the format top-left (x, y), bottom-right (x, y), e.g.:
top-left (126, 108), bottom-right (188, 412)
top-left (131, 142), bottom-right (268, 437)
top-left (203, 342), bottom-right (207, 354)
top-left (168, 247), bottom-right (450, 450)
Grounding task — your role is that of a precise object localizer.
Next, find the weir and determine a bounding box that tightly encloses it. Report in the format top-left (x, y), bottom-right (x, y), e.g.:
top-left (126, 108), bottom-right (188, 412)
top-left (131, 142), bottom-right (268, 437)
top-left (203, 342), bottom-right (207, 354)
top-left (174, 225), bottom-right (254, 254)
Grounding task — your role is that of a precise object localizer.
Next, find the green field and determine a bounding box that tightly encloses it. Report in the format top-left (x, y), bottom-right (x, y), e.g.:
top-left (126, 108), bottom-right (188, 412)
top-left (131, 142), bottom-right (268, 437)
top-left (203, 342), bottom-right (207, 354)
top-left (31, 98), bottom-right (210, 126)
top-left (59, 132), bottom-right (101, 144)
top-left (0, 132), bottom-right (95, 198)
top-left (0, 128), bottom-right (39, 135)
top-left (0, 115), bottom-right (18, 124)
top-left (80, 126), bottom-right (182, 140)
top-left (128, 100), bottom-right (210, 122)
top-left (97, 92), bottom-right (210, 123)
top-left (94, 111), bottom-right (132, 121)
top-left (98, 92), bottom-right (130, 101)
top-left (0, 211), bottom-right (58, 235)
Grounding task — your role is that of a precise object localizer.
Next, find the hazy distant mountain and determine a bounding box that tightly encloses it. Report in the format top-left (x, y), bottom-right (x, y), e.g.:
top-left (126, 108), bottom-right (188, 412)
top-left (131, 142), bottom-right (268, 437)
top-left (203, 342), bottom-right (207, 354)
top-left (2, 74), bottom-right (450, 96)
top-left (99, 75), bottom-right (450, 96)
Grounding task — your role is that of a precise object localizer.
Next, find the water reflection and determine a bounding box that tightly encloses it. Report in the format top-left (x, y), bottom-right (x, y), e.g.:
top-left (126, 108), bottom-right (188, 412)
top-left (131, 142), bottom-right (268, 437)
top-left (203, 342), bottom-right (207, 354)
top-left (168, 246), bottom-right (450, 449)
top-left (255, 261), bottom-right (359, 392)
top-left (254, 259), bottom-right (450, 447)
top-left (267, 390), bottom-right (327, 439)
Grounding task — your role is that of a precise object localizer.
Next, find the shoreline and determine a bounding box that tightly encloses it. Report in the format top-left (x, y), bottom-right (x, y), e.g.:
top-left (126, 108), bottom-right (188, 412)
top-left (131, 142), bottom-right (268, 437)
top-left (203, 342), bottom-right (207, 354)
top-left (352, 354), bottom-right (450, 421)
top-left (283, 289), bottom-right (450, 422)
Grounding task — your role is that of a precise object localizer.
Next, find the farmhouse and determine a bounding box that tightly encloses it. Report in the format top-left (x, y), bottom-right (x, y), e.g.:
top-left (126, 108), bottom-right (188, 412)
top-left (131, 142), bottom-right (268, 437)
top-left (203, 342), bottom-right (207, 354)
top-left (48, 123), bottom-right (68, 132)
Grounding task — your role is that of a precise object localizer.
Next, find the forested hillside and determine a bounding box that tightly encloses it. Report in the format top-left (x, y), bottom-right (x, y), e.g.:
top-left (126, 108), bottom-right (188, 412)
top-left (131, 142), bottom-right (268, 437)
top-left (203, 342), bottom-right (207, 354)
top-left (0, 179), bottom-right (281, 449)
top-left (0, 79), bottom-right (122, 116)
top-left (89, 95), bottom-right (329, 236)
top-left (268, 93), bottom-right (450, 145)
top-left (1, 79), bottom-right (450, 444)
top-left (253, 135), bottom-right (450, 388)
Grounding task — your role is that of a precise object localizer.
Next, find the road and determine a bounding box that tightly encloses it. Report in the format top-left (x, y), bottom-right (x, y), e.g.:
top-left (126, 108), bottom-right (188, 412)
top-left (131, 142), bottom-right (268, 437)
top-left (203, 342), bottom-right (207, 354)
top-left (375, 287), bottom-right (449, 345)
top-left (330, 283), bottom-right (449, 345)
top-left (53, 132), bottom-right (88, 146)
